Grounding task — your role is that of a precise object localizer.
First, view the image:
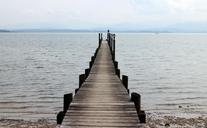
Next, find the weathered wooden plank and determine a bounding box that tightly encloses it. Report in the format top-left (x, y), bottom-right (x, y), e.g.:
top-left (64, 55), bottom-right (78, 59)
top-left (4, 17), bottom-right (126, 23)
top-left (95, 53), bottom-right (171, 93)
top-left (60, 40), bottom-right (144, 128)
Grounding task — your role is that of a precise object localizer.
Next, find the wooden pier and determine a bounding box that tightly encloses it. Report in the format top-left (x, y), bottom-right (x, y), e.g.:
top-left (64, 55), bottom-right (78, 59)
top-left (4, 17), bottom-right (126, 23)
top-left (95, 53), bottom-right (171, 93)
top-left (57, 31), bottom-right (146, 128)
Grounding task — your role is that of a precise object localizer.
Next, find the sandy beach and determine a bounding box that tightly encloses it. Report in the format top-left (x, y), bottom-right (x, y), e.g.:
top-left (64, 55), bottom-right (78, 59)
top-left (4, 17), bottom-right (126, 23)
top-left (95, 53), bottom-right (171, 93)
top-left (1, 115), bottom-right (207, 128)
top-left (0, 119), bottom-right (56, 128)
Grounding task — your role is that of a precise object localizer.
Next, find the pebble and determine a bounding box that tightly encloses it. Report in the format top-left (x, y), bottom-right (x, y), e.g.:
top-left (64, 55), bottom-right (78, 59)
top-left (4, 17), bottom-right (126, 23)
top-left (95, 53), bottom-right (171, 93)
top-left (165, 123), bottom-right (170, 127)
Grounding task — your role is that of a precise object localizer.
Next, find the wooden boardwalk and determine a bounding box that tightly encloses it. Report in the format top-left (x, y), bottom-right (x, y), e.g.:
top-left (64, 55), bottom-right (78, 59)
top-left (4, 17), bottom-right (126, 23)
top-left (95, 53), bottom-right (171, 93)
top-left (58, 32), bottom-right (146, 128)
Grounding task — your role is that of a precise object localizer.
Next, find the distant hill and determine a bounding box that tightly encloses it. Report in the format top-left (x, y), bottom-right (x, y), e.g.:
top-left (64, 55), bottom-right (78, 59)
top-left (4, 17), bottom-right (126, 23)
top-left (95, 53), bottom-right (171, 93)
top-left (0, 29), bottom-right (10, 32)
top-left (12, 29), bottom-right (105, 33)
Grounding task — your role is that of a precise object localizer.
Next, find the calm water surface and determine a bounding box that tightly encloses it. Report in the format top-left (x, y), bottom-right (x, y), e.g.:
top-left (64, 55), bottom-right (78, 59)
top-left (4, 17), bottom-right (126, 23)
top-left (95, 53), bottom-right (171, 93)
top-left (0, 32), bottom-right (207, 122)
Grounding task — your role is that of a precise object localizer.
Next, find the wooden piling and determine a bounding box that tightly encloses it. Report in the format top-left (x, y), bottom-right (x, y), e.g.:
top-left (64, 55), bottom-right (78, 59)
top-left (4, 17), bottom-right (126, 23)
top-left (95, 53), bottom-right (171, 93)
top-left (99, 33), bottom-right (101, 48)
top-left (75, 88), bottom-right (79, 94)
top-left (91, 56), bottom-right (95, 63)
top-left (122, 75), bottom-right (128, 89)
top-left (63, 93), bottom-right (73, 113)
top-left (114, 61), bottom-right (118, 69)
top-left (116, 69), bottom-right (120, 78)
top-left (89, 61), bottom-right (93, 69)
top-left (131, 92), bottom-right (141, 113)
top-left (85, 68), bottom-right (90, 78)
top-left (79, 74), bottom-right (85, 88)
top-left (139, 110), bottom-right (146, 123)
top-left (57, 111), bottom-right (65, 124)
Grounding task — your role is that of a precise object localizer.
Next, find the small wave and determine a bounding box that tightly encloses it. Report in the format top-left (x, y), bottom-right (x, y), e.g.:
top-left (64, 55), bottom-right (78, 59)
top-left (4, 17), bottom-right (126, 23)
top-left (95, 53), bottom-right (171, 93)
top-left (24, 57), bottom-right (35, 61)
top-left (0, 83), bottom-right (13, 86)
top-left (154, 86), bottom-right (177, 90)
top-left (175, 97), bottom-right (207, 101)
top-left (156, 103), bottom-right (179, 106)
top-left (31, 82), bottom-right (41, 85)
top-left (36, 66), bottom-right (44, 69)
top-left (38, 96), bottom-right (60, 99)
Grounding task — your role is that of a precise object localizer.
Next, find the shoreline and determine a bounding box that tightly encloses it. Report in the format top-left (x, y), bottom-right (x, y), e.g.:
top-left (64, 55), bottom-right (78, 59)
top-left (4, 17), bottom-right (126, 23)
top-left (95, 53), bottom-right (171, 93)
top-left (0, 119), bottom-right (56, 128)
top-left (1, 115), bottom-right (206, 128)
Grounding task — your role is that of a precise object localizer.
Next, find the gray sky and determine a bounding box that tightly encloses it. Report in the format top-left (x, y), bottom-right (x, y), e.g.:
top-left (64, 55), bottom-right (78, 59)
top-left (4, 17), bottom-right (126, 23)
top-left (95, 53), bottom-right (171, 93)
top-left (0, 0), bottom-right (207, 30)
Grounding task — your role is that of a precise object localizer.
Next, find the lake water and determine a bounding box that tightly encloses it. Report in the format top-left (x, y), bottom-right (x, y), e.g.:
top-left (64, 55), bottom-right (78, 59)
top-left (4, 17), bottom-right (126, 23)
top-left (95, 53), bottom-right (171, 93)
top-left (0, 32), bottom-right (207, 126)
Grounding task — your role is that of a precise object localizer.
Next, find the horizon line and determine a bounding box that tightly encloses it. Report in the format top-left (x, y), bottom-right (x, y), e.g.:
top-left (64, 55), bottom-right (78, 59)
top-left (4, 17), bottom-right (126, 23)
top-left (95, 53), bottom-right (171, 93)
top-left (1, 28), bottom-right (207, 33)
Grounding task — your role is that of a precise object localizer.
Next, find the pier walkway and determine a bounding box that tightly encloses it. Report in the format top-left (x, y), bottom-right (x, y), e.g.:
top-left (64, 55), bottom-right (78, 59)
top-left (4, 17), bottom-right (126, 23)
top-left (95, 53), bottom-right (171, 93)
top-left (58, 32), bottom-right (146, 128)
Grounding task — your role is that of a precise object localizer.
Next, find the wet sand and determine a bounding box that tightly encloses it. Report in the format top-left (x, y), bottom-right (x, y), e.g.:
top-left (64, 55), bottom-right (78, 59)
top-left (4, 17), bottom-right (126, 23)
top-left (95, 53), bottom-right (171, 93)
top-left (0, 119), bottom-right (56, 128)
top-left (1, 115), bottom-right (207, 128)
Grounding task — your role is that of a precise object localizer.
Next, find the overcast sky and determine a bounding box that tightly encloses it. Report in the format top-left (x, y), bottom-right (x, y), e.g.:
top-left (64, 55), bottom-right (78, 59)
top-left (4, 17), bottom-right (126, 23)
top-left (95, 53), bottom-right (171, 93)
top-left (0, 0), bottom-right (207, 30)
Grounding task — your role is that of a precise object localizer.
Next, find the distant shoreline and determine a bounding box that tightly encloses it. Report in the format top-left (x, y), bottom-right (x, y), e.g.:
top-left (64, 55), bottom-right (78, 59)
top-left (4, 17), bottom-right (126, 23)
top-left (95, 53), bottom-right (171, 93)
top-left (1, 29), bottom-right (207, 33)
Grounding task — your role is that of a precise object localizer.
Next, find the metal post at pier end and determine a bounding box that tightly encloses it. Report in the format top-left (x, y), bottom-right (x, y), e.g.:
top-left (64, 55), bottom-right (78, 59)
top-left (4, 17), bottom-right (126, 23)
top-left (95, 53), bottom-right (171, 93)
top-left (64, 93), bottom-right (73, 113)
top-left (107, 30), bottom-right (110, 41)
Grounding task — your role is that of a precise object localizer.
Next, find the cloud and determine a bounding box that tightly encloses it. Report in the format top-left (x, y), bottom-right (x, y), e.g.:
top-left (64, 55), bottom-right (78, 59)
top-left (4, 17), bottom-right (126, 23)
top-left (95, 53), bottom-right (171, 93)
top-left (0, 0), bottom-right (207, 30)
